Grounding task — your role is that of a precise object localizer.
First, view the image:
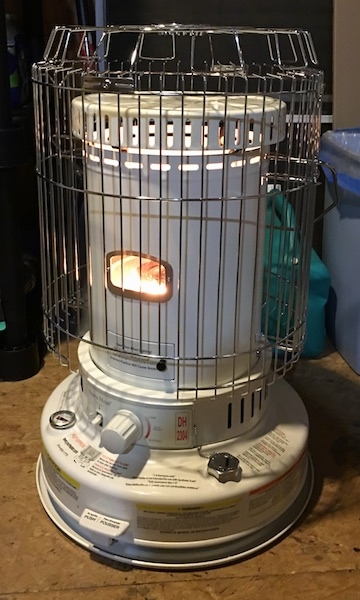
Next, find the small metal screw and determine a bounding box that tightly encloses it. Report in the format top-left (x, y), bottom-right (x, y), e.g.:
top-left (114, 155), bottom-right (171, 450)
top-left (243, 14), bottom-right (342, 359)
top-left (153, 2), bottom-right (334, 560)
top-left (207, 452), bottom-right (242, 483)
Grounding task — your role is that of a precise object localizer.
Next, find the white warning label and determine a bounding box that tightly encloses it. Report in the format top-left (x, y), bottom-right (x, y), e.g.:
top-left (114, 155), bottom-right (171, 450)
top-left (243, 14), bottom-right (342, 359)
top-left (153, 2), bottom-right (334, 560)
top-left (239, 428), bottom-right (291, 473)
top-left (248, 450), bottom-right (307, 519)
top-left (136, 497), bottom-right (244, 542)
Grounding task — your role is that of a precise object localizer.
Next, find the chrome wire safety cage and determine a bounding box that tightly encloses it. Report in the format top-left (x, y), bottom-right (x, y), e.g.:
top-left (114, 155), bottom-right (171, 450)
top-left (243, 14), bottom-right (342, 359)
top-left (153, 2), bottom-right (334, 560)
top-left (33, 25), bottom-right (324, 569)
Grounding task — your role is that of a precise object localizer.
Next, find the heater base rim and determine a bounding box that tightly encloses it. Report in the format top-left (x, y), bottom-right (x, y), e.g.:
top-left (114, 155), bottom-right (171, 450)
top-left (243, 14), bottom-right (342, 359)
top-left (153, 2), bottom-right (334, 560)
top-left (36, 452), bottom-right (313, 570)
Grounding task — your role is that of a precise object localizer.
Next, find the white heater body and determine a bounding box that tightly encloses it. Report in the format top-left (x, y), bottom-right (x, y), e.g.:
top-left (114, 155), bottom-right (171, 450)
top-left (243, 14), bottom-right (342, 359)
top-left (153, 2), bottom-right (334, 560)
top-left (72, 93), bottom-right (286, 392)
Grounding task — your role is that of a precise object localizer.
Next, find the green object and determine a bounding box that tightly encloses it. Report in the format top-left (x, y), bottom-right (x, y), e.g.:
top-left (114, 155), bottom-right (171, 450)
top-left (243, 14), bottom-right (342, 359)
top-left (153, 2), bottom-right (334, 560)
top-left (263, 194), bottom-right (330, 357)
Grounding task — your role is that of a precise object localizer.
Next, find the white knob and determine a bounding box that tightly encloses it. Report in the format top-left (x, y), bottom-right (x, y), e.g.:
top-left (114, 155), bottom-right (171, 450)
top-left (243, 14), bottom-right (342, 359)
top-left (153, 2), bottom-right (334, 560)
top-left (100, 410), bottom-right (142, 454)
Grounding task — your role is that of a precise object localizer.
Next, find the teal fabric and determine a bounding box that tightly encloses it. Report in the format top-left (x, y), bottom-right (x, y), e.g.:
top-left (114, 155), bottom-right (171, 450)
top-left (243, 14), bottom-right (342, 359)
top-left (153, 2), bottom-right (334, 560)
top-left (0, 291), bottom-right (5, 331)
top-left (263, 194), bottom-right (330, 357)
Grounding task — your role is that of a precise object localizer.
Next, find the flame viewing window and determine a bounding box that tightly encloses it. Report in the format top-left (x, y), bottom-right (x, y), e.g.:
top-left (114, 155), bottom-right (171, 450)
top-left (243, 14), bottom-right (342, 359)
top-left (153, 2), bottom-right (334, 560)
top-left (107, 252), bottom-right (173, 302)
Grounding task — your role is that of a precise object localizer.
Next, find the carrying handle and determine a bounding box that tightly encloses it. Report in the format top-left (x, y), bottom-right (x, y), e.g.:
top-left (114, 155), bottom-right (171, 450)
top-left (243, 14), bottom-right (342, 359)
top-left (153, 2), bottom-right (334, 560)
top-left (314, 160), bottom-right (339, 224)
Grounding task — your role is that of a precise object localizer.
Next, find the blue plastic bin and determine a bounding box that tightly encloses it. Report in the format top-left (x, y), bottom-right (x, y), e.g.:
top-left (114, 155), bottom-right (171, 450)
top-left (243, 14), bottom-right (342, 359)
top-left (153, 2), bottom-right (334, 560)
top-left (320, 129), bottom-right (360, 373)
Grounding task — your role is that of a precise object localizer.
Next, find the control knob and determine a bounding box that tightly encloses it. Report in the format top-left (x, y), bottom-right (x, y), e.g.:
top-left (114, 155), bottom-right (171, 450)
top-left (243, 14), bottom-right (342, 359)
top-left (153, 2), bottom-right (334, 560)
top-left (100, 410), bottom-right (142, 454)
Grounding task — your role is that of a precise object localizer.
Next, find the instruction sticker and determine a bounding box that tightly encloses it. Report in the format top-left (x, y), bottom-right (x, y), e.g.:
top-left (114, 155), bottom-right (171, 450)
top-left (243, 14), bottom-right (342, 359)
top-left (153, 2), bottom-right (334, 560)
top-left (125, 472), bottom-right (199, 490)
top-left (53, 432), bottom-right (142, 479)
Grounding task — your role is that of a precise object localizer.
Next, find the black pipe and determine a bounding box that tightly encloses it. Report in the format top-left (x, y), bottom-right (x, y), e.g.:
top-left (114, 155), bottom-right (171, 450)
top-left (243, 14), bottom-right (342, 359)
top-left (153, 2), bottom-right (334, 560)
top-left (0, 0), bottom-right (40, 380)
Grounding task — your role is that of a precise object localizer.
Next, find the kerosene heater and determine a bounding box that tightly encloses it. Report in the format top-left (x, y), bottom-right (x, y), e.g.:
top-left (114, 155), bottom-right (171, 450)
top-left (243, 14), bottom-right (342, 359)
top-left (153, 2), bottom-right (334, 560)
top-left (34, 25), bottom-right (324, 568)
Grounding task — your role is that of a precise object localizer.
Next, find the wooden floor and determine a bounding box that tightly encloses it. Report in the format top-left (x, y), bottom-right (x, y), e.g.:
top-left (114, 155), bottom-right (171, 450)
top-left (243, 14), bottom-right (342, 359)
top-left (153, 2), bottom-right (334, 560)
top-left (2, 343), bottom-right (360, 599)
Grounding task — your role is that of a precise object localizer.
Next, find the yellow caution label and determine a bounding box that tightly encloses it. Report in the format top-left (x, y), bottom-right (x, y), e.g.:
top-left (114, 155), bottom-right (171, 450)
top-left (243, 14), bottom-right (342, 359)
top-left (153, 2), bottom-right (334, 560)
top-left (42, 447), bottom-right (80, 489)
top-left (137, 495), bottom-right (240, 514)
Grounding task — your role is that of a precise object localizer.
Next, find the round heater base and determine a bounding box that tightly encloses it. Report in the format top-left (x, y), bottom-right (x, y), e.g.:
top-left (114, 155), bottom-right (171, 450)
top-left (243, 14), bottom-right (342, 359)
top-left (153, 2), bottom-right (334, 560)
top-left (36, 376), bottom-right (314, 570)
top-left (36, 453), bottom-right (313, 569)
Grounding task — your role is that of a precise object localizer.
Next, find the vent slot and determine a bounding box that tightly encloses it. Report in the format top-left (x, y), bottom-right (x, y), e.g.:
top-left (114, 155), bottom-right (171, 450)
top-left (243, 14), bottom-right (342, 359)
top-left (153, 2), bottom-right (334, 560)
top-left (166, 120), bottom-right (174, 147)
top-left (132, 118), bottom-right (139, 145)
top-left (104, 114), bottom-right (110, 142)
top-left (227, 402), bottom-right (232, 429)
top-left (240, 397), bottom-right (245, 423)
top-left (218, 120), bottom-right (225, 146)
top-left (248, 118), bottom-right (254, 145)
top-left (184, 120), bottom-right (192, 147)
top-left (202, 121), bottom-right (208, 148)
top-left (148, 118), bottom-right (156, 146)
top-left (234, 119), bottom-right (241, 145)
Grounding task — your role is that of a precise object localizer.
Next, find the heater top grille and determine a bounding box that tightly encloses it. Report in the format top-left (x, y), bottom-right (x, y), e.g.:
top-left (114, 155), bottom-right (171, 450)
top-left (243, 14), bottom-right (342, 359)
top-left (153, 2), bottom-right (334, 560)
top-left (40, 24), bottom-right (322, 94)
